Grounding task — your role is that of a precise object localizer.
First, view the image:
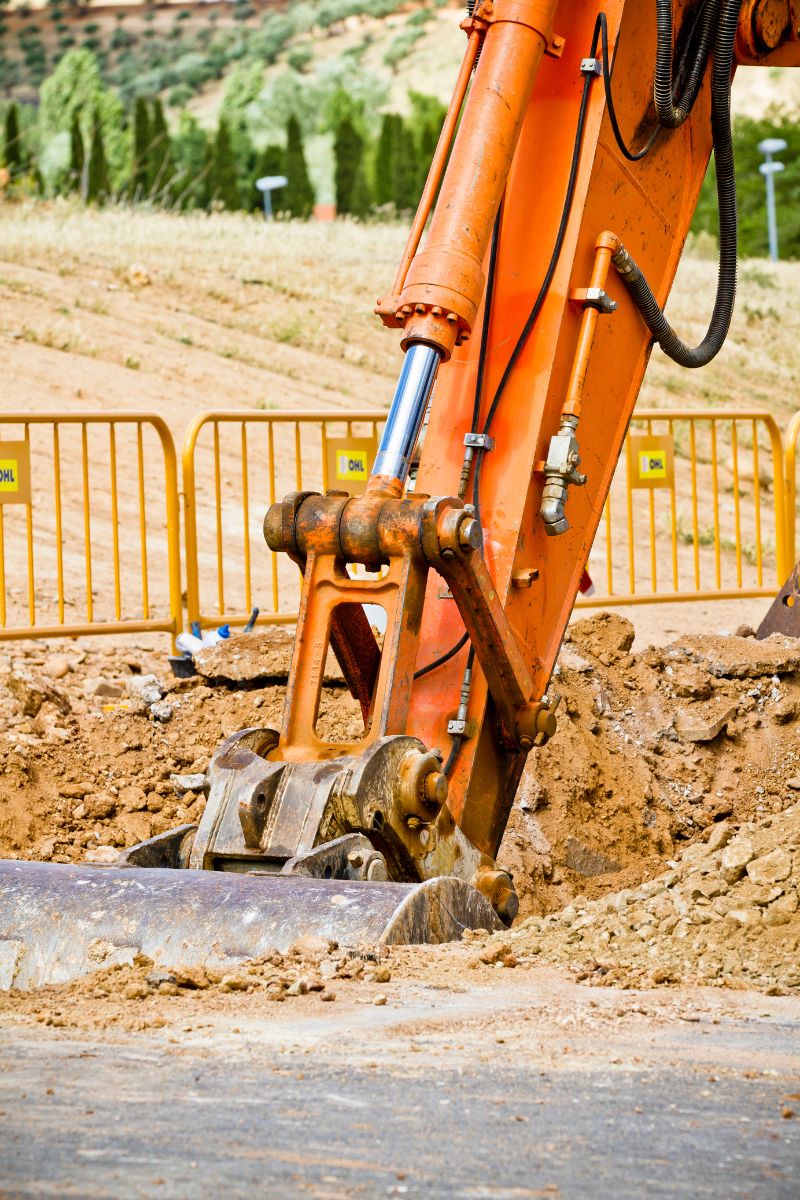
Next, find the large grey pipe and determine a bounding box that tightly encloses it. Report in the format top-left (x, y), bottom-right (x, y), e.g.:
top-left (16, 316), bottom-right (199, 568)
top-left (372, 344), bottom-right (440, 484)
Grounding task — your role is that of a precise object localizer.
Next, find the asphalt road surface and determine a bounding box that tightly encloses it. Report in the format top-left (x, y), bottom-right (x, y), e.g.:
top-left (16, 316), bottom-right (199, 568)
top-left (1, 974), bottom-right (798, 1199)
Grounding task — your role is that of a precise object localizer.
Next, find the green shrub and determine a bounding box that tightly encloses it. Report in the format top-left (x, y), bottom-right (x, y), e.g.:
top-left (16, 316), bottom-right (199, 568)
top-left (168, 83), bottom-right (193, 108)
top-left (287, 45), bottom-right (312, 73)
top-left (383, 29), bottom-right (423, 72)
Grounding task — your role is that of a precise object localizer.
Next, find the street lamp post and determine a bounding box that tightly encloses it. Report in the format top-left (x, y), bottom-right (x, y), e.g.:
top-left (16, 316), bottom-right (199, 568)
top-left (255, 175), bottom-right (289, 220)
top-left (758, 137), bottom-right (788, 262)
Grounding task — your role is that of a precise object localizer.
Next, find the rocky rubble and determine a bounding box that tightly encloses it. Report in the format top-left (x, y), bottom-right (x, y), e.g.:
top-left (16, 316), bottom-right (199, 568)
top-left (500, 613), bottom-right (800, 916)
top-left (0, 935), bottom-right (395, 1027)
top-left (490, 802), bottom-right (800, 993)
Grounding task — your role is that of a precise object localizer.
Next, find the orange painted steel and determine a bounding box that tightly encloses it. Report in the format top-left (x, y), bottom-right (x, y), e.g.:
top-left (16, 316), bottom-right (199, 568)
top-left (390, 0), bottom-right (560, 360)
top-left (383, 30), bottom-right (482, 312)
top-left (263, 1), bottom-right (800, 870)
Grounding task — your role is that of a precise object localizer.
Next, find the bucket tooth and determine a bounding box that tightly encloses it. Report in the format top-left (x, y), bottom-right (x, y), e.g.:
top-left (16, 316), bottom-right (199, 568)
top-left (0, 860), bottom-right (501, 991)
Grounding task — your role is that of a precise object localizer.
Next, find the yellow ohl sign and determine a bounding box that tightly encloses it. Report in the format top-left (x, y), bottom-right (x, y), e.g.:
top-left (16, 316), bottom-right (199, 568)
top-left (0, 441), bottom-right (31, 504)
top-left (628, 434), bottom-right (674, 490)
top-left (324, 435), bottom-right (378, 496)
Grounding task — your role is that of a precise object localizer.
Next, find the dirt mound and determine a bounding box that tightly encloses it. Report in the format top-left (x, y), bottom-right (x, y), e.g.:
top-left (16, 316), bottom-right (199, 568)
top-left (498, 615), bottom-right (800, 918)
top-left (489, 802), bottom-right (800, 994)
top-left (2, 613), bottom-right (800, 998)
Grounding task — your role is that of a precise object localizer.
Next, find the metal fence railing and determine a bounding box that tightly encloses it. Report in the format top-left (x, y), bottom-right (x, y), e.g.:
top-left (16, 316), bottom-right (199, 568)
top-left (782, 409), bottom-right (800, 573)
top-left (0, 413), bottom-right (182, 643)
top-left (575, 409), bottom-right (788, 608)
top-left (2, 406), bottom-right (790, 646)
top-left (182, 410), bottom-right (385, 632)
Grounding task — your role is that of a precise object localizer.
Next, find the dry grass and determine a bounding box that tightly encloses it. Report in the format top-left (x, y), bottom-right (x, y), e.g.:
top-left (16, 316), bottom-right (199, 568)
top-left (1, 202), bottom-right (799, 638)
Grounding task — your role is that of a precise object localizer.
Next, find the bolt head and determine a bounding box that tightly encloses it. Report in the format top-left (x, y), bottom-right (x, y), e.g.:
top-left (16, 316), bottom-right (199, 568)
top-left (423, 770), bottom-right (448, 808)
top-left (458, 518), bottom-right (481, 551)
top-left (347, 850), bottom-right (364, 868)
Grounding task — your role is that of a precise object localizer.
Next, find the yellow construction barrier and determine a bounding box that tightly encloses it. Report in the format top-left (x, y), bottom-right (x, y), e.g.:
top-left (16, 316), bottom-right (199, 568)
top-left (783, 409), bottom-right (800, 573)
top-left (1, 407), bottom-right (789, 646)
top-left (183, 406), bottom-right (789, 631)
top-left (0, 414), bottom-right (182, 643)
top-left (576, 409), bottom-right (788, 608)
top-left (182, 410), bottom-right (385, 631)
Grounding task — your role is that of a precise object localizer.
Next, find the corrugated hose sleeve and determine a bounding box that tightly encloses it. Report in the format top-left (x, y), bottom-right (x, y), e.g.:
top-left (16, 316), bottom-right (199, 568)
top-left (612, 0), bottom-right (743, 369)
top-left (654, 0), bottom-right (720, 128)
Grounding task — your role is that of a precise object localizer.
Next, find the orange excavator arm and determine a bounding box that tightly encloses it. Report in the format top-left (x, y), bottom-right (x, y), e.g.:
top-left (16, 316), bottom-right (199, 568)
top-left (216, 0), bottom-right (800, 922)
top-left (11, 1), bottom-right (800, 992)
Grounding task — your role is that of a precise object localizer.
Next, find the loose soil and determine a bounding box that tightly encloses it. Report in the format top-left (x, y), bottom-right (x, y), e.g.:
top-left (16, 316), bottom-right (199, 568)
top-left (2, 612), bottom-right (800, 1006)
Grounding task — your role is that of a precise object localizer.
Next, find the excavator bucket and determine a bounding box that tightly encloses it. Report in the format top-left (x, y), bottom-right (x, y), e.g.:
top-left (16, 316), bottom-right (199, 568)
top-left (0, 860), bottom-right (500, 991)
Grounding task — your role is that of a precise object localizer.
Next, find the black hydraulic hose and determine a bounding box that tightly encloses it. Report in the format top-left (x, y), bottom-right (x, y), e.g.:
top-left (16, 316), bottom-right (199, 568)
top-left (599, 12), bottom-right (661, 162)
top-left (612, 0), bottom-right (743, 368)
top-left (442, 646), bottom-right (475, 777)
top-left (473, 20), bottom-right (598, 521)
top-left (413, 631), bottom-right (469, 680)
top-left (654, 0), bottom-right (719, 128)
top-left (602, 2), bottom-right (719, 162)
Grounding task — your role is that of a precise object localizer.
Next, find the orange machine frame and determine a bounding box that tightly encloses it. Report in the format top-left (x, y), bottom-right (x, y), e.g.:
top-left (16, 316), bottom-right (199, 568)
top-left (266, 0), bottom-right (800, 867)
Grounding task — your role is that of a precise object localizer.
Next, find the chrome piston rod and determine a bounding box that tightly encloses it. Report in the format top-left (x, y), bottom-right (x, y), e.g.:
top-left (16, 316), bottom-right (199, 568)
top-left (372, 343), bottom-right (441, 484)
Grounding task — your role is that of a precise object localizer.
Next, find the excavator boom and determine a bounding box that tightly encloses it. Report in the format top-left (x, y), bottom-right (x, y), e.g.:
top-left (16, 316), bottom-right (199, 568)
top-left (3, 0), bottom-right (800, 987)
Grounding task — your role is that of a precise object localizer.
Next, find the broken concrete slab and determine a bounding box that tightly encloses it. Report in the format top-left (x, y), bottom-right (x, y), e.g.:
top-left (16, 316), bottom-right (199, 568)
top-left (675, 703), bottom-right (737, 743)
top-left (675, 633), bottom-right (800, 679)
top-left (193, 629), bottom-right (344, 686)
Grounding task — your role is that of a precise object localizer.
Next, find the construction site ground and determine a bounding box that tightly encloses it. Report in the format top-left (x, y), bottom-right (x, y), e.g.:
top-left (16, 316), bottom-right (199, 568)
top-left (1, 208), bottom-right (800, 1194)
top-left (1, 615), bottom-right (800, 1196)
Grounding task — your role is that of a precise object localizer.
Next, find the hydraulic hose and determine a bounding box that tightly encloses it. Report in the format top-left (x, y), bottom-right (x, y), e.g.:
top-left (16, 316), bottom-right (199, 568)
top-left (654, 0), bottom-right (720, 127)
top-left (612, 0), bottom-right (743, 368)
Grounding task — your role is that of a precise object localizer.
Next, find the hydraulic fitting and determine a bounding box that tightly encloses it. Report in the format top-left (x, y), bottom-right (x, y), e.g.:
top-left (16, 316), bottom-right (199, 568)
top-left (540, 414), bottom-right (586, 536)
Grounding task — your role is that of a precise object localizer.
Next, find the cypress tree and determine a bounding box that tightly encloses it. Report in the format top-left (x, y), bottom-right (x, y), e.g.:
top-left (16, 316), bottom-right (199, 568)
top-left (131, 96), bottom-right (151, 200)
top-left (172, 111), bottom-right (210, 211)
top-left (394, 117), bottom-right (418, 211)
top-left (373, 114), bottom-right (395, 208)
top-left (282, 115), bottom-right (314, 219)
top-left (210, 117), bottom-right (240, 210)
top-left (149, 98), bottom-right (176, 203)
top-left (416, 116), bottom-right (440, 195)
top-left (69, 112), bottom-right (84, 194)
top-left (86, 115), bottom-right (109, 204)
top-left (3, 103), bottom-right (22, 174)
top-left (334, 116), bottom-right (365, 217)
top-left (349, 159), bottom-right (371, 219)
